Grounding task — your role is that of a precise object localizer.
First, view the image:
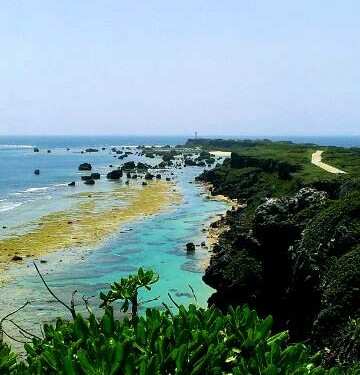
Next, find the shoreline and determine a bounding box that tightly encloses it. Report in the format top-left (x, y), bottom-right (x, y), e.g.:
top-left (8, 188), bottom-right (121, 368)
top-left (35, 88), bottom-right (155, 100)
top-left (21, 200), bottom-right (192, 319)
top-left (0, 180), bottom-right (181, 281)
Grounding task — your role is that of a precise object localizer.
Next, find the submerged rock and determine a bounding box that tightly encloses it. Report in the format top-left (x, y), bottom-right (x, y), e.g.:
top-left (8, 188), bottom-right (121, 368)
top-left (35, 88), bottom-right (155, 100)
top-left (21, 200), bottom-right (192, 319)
top-left (91, 172), bottom-right (101, 180)
top-left (79, 163), bottom-right (92, 171)
top-left (34, 169), bottom-right (40, 175)
top-left (84, 179), bottom-right (95, 185)
top-left (81, 175), bottom-right (93, 181)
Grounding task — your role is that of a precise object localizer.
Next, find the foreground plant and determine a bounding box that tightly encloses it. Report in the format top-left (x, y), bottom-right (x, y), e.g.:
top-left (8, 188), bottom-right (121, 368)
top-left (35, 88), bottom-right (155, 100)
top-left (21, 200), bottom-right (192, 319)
top-left (0, 268), bottom-right (358, 374)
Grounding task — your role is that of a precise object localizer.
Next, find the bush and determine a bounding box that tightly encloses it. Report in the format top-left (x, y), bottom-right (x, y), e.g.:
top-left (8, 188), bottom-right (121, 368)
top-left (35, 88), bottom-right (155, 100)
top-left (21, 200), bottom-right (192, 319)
top-left (0, 268), bottom-right (357, 374)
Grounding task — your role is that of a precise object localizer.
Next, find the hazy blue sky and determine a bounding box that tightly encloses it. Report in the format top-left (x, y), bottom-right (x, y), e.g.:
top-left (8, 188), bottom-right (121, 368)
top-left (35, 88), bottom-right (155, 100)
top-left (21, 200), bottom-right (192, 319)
top-left (1, 1), bottom-right (359, 135)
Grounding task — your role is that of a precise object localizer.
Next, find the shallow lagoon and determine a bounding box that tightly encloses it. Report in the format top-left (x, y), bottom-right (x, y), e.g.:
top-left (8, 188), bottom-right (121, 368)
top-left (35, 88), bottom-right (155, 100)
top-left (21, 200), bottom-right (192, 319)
top-left (0, 138), bottom-right (229, 344)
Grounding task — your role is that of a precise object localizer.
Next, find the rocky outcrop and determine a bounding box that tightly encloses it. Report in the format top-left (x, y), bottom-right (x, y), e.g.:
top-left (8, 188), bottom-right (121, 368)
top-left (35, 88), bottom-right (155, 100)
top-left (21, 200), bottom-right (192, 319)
top-left (107, 169), bottom-right (123, 180)
top-left (79, 163), bottom-right (92, 171)
top-left (186, 242), bottom-right (195, 252)
top-left (91, 173), bottom-right (100, 180)
top-left (81, 175), bottom-right (93, 181)
top-left (123, 161), bottom-right (136, 170)
top-left (144, 173), bottom-right (154, 180)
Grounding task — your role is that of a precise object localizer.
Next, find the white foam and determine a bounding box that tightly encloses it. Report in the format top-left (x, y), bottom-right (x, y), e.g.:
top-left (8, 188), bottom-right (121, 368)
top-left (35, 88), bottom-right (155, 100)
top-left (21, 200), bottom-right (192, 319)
top-left (22, 187), bottom-right (51, 193)
top-left (0, 201), bottom-right (22, 212)
top-left (0, 144), bottom-right (33, 149)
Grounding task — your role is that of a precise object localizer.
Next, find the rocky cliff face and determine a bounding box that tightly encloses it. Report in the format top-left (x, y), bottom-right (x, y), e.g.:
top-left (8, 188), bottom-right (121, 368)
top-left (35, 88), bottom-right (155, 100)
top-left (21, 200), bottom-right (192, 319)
top-left (200, 158), bottom-right (360, 365)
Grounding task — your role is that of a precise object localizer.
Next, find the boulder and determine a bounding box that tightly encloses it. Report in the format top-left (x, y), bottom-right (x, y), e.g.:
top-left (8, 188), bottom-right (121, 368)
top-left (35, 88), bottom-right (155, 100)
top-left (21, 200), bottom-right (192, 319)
top-left (47, 149), bottom-right (51, 153)
top-left (81, 175), bottom-right (93, 181)
top-left (142, 181), bottom-right (148, 186)
top-left (145, 173), bottom-right (154, 180)
top-left (33, 147), bottom-right (39, 152)
top-left (85, 148), bottom-right (99, 153)
top-left (156, 174), bottom-right (162, 179)
top-left (91, 173), bottom-right (100, 180)
top-left (34, 169), bottom-right (40, 175)
top-left (137, 162), bottom-right (150, 170)
top-left (123, 161), bottom-right (136, 170)
top-left (107, 169), bottom-right (123, 180)
top-left (12, 255), bottom-right (23, 261)
top-left (186, 242), bottom-right (196, 252)
top-left (84, 179), bottom-right (95, 185)
top-left (68, 181), bottom-right (76, 186)
top-left (79, 163), bottom-right (92, 171)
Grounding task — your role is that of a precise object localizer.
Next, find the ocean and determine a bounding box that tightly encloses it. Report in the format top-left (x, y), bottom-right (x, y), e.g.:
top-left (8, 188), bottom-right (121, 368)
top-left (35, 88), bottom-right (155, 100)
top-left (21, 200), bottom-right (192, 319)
top-left (0, 134), bottom-right (359, 344)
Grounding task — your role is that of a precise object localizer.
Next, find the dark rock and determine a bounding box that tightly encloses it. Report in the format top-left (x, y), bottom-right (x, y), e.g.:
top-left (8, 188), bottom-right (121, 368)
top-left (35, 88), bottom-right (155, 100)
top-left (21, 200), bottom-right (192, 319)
top-left (107, 169), bottom-right (123, 180)
top-left (125, 180), bottom-right (129, 185)
top-left (158, 161), bottom-right (167, 168)
top-left (68, 181), bottom-right (76, 186)
top-left (78, 163), bottom-right (92, 171)
top-left (184, 158), bottom-right (198, 166)
top-left (145, 173), bottom-right (154, 180)
top-left (142, 181), bottom-right (148, 186)
top-left (34, 169), bottom-right (40, 175)
top-left (166, 177), bottom-right (171, 181)
top-left (201, 241), bottom-right (206, 247)
top-left (132, 174), bottom-right (138, 179)
top-left (186, 242), bottom-right (196, 252)
top-left (102, 147), bottom-right (106, 150)
top-left (81, 175), bottom-right (93, 181)
top-left (47, 149), bottom-right (51, 153)
top-left (33, 147), bottom-right (39, 152)
top-left (123, 161), bottom-right (136, 170)
top-left (85, 148), bottom-right (99, 152)
top-left (40, 260), bottom-right (47, 264)
top-left (137, 162), bottom-right (150, 170)
top-left (84, 179), bottom-right (95, 185)
top-left (91, 173), bottom-right (101, 180)
top-left (12, 255), bottom-right (23, 261)
top-left (156, 174), bottom-right (162, 179)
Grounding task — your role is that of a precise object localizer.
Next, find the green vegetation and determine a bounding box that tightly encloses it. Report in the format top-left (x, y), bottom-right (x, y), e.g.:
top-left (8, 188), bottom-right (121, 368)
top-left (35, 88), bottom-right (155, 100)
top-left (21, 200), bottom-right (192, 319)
top-left (1, 269), bottom-right (359, 374)
top-left (191, 138), bottom-right (360, 369)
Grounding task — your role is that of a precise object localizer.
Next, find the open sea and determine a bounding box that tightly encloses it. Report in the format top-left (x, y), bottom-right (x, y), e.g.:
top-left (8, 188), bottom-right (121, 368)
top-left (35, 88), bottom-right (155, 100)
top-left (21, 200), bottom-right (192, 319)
top-left (0, 134), bottom-right (359, 344)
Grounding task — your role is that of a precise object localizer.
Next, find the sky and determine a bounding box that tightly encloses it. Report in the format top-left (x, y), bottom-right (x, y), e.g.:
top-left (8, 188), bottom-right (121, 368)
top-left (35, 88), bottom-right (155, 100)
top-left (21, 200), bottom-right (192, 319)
top-left (0, 1), bottom-right (359, 136)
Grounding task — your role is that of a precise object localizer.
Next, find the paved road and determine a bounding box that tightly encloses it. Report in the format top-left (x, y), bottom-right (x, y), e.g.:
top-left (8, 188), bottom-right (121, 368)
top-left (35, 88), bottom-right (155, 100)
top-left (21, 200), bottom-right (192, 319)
top-left (311, 150), bottom-right (346, 174)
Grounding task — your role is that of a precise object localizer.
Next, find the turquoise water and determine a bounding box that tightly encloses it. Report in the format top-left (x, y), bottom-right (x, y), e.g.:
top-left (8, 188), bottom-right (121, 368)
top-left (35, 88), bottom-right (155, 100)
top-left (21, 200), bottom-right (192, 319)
top-left (0, 136), bottom-right (229, 342)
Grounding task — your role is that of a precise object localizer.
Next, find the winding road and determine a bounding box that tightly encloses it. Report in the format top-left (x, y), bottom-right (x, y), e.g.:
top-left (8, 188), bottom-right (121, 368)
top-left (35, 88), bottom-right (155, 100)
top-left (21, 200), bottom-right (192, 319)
top-left (311, 150), bottom-right (346, 174)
